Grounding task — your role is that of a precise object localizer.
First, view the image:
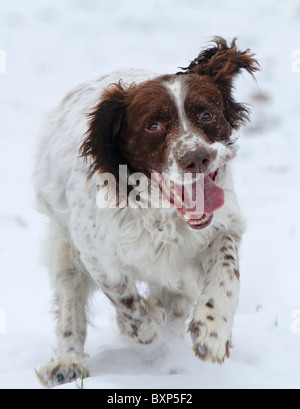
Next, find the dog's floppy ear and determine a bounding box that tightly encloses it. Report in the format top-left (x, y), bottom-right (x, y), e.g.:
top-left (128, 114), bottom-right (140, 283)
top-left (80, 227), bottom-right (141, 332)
top-left (80, 81), bottom-right (130, 180)
top-left (180, 37), bottom-right (260, 129)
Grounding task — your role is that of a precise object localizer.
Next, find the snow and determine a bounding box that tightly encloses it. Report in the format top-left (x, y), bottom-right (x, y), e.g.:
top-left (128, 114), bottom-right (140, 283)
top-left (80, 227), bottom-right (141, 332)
top-left (0, 0), bottom-right (300, 389)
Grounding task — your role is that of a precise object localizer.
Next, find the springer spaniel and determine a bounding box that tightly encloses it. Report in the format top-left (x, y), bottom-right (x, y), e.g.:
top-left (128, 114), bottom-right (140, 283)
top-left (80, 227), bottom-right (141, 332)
top-left (34, 38), bottom-right (259, 386)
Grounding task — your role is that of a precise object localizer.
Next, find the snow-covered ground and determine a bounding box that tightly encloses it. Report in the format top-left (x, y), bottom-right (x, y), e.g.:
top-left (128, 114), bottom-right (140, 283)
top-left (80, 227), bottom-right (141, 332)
top-left (0, 0), bottom-right (300, 389)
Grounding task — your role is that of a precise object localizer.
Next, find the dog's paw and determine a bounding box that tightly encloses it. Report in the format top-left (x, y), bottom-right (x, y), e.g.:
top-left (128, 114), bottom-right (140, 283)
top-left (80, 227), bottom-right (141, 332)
top-left (146, 295), bottom-right (167, 327)
top-left (188, 314), bottom-right (232, 364)
top-left (117, 296), bottom-right (166, 345)
top-left (36, 353), bottom-right (89, 388)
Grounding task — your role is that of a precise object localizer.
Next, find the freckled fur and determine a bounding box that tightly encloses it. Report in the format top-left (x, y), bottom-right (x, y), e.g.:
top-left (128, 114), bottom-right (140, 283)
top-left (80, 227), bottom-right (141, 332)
top-left (34, 38), bottom-right (258, 386)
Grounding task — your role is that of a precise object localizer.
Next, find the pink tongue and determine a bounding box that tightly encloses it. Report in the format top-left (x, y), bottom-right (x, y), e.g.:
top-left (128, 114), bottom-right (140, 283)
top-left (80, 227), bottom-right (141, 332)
top-left (203, 175), bottom-right (225, 215)
top-left (181, 175), bottom-right (224, 217)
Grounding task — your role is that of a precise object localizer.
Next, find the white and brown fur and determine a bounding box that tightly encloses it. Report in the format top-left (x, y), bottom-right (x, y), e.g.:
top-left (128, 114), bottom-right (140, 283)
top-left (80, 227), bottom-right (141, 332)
top-left (34, 38), bottom-right (259, 386)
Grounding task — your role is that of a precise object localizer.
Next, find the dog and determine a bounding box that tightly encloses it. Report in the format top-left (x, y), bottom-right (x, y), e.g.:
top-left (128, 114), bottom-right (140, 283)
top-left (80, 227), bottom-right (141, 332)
top-left (34, 37), bottom-right (259, 386)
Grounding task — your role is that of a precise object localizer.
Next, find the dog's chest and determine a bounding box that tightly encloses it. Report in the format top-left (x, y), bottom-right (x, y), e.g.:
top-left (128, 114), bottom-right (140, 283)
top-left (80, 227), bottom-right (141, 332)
top-left (100, 208), bottom-right (210, 289)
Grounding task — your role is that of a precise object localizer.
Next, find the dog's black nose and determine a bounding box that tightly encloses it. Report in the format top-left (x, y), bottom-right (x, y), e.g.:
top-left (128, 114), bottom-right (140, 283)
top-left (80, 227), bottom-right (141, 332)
top-left (180, 150), bottom-right (212, 174)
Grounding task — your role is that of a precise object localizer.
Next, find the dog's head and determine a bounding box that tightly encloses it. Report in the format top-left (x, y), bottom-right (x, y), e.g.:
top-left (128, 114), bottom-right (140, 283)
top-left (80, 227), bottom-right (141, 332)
top-left (81, 38), bottom-right (259, 229)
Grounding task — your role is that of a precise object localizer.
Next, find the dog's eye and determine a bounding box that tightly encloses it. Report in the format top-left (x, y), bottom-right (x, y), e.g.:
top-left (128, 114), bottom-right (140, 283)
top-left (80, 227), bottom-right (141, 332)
top-left (147, 122), bottom-right (160, 131)
top-left (147, 122), bottom-right (162, 131)
top-left (199, 112), bottom-right (213, 123)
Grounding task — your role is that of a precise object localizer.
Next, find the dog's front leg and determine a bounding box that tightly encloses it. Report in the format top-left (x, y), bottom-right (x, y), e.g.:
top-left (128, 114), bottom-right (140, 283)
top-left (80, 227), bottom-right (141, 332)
top-left (188, 232), bottom-right (241, 363)
top-left (102, 278), bottom-right (166, 345)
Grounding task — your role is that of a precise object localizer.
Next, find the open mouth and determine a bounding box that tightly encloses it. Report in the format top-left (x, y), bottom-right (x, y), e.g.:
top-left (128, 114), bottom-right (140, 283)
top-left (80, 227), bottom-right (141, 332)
top-left (152, 170), bottom-right (225, 230)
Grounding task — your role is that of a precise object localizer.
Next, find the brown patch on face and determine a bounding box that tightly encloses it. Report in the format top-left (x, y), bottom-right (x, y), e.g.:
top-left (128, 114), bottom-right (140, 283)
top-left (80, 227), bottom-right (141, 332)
top-left (177, 37), bottom-right (259, 130)
top-left (207, 315), bottom-right (215, 321)
top-left (183, 75), bottom-right (232, 144)
top-left (119, 76), bottom-right (179, 175)
top-left (80, 75), bottom-right (177, 184)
